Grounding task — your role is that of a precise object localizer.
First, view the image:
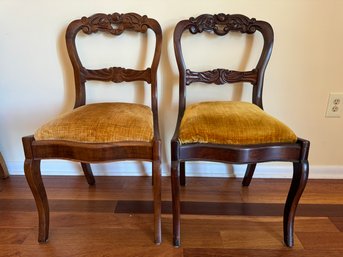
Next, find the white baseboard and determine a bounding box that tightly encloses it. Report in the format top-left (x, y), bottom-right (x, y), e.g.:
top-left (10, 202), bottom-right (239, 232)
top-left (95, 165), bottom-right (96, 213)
top-left (8, 160), bottom-right (154, 176)
top-left (181, 162), bottom-right (343, 179)
top-left (7, 160), bottom-right (343, 179)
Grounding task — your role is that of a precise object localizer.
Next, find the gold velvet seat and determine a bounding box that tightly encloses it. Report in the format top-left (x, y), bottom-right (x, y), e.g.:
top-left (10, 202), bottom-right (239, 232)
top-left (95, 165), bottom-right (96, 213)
top-left (171, 13), bottom-right (310, 248)
top-left (22, 12), bottom-right (162, 244)
top-left (35, 103), bottom-right (153, 143)
top-left (179, 101), bottom-right (297, 145)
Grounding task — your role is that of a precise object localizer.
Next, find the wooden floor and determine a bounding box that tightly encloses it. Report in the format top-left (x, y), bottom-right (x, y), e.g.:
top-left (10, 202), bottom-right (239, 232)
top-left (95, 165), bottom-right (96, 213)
top-left (1, 175), bottom-right (343, 256)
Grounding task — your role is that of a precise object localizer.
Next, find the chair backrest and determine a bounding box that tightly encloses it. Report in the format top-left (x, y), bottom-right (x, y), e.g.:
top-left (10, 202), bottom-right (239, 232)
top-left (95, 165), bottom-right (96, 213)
top-left (174, 13), bottom-right (273, 113)
top-left (66, 12), bottom-right (162, 111)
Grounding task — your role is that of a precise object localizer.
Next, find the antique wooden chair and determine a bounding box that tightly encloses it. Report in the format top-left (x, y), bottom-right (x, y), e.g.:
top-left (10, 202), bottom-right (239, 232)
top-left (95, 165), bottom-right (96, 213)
top-left (22, 12), bottom-right (162, 244)
top-left (171, 13), bottom-right (310, 247)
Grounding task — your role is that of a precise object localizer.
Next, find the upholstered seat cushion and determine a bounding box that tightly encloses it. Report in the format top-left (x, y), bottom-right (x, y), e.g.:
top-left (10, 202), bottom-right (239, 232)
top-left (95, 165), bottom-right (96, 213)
top-left (179, 101), bottom-right (297, 145)
top-left (34, 102), bottom-right (153, 143)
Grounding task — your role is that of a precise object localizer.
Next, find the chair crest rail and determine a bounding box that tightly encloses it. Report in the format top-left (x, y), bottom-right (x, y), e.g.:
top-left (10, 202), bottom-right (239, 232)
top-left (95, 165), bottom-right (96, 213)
top-left (80, 13), bottom-right (149, 35)
top-left (188, 13), bottom-right (258, 35)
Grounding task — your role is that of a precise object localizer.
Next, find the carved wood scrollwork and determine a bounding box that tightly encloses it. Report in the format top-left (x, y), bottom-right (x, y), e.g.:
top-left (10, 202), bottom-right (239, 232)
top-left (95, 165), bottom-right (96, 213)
top-left (185, 69), bottom-right (257, 85)
top-left (80, 13), bottom-right (149, 35)
top-left (81, 67), bottom-right (151, 83)
top-left (188, 13), bottom-right (257, 35)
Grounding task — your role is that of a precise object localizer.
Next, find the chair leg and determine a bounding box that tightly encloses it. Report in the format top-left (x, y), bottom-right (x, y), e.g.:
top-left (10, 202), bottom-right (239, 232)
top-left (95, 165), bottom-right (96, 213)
top-left (171, 160), bottom-right (181, 247)
top-left (24, 158), bottom-right (49, 243)
top-left (81, 162), bottom-right (95, 185)
top-left (0, 152), bottom-right (9, 179)
top-left (242, 163), bottom-right (256, 186)
top-left (283, 160), bottom-right (309, 247)
top-left (153, 159), bottom-right (161, 244)
top-left (180, 161), bottom-right (186, 186)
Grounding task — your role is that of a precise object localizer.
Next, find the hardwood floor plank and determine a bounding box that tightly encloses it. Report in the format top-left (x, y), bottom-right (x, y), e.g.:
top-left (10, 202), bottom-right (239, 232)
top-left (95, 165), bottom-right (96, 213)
top-left (50, 213), bottom-right (155, 229)
top-left (296, 232), bottom-right (343, 249)
top-left (329, 217), bottom-right (343, 232)
top-left (23, 227), bottom-right (156, 246)
top-left (183, 249), bottom-right (343, 257)
top-left (0, 212), bottom-right (38, 228)
top-left (0, 199), bottom-right (117, 212)
top-left (180, 178), bottom-right (343, 204)
top-left (0, 228), bottom-right (32, 245)
top-left (115, 200), bottom-right (343, 217)
top-left (0, 211), bottom-right (158, 230)
top-left (221, 230), bottom-right (303, 249)
top-left (170, 216), bottom-right (339, 233)
top-left (0, 244), bottom-right (183, 257)
top-left (292, 217), bottom-right (340, 232)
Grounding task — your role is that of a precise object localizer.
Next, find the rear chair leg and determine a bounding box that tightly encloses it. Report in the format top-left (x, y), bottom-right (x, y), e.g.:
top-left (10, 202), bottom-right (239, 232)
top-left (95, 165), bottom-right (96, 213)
top-left (180, 161), bottom-right (185, 186)
top-left (153, 158), bottom-right (161, 244)
top-left (171, 160), bottom-right (181, 247)
top-left (242, 163), bottom-right (256, 186)
top-left (81, 162), bottom-right (95, 185)
top-left (0, 152), bottom-right (9, 179)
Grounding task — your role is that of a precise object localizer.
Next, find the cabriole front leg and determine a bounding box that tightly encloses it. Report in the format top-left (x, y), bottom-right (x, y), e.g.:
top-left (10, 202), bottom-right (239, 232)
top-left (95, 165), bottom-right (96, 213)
top-left (283, 160), bottom-right (309, 247)
top-left (24, 159), bottom-right (49, 243)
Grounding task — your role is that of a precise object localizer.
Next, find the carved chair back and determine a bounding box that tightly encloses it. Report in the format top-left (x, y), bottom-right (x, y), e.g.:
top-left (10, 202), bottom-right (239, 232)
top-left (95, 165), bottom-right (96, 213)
top-left (66, 12), bottom-right (162, 112)
top-left (173, 13), bottom-right (274, 113)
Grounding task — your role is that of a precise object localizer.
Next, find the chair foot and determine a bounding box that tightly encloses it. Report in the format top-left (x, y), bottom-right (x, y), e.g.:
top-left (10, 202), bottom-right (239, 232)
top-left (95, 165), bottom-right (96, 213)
top-left (173, 238), bottom-right (181, 247)
top-left (38, 238), bottom-right (49, 243)
top-left (284, 235), bottom-right (294, 248)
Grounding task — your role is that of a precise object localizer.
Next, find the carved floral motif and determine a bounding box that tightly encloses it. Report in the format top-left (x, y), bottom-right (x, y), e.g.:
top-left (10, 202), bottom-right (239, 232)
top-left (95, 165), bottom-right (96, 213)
top-left (188, 13), bottom-right (257, 35)
top-left (81, 67), bottom-right (151, 83)
top-left (80, 13), bottom-right (149, 35)
top-left (185, 69), bottom-right (257, 85)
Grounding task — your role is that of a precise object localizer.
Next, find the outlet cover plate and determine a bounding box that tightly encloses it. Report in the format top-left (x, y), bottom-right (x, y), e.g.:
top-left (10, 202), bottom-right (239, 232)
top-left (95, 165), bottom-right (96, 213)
top-left (326, 93), bottom-right (343, 118)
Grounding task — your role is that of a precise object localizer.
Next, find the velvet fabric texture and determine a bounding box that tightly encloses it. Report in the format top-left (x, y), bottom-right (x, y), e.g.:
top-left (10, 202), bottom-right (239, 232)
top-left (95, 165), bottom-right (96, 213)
top-left (179, 101), bottom-right (297, 145)
top-left (34, 102), bottom-right (153, 143)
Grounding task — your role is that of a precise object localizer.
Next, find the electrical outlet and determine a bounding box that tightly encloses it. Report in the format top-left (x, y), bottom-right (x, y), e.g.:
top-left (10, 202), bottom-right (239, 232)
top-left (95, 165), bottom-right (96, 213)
top-left (326, 93), bottom-right (343, 118)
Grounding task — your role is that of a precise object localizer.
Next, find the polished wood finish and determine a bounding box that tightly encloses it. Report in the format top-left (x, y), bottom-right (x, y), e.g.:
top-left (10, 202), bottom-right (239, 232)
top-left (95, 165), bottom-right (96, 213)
top-left (0, 152), bottom-right (9, 178)
top-left (81, 162), bottom-right (95, 185)
top-left (22, 12), bottom-right (162, 244)
top-left (171, 13), bottom-right (310, 247)
top-left (1, 176), bottom-right (343, 257)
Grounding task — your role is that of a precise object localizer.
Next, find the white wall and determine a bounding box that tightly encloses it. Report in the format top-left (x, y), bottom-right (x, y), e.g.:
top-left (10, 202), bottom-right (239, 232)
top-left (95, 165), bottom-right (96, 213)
top-left (1, 0), bottom-right (343, 178)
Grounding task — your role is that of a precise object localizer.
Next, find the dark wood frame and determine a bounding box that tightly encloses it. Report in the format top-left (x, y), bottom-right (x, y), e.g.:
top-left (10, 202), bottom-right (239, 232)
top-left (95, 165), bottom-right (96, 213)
top-left (171, 13), bottom-right (310, 248)
top-left (0, 152), bottom-right (9, 178)
top-left (22, 12), bottom-right (162, 244)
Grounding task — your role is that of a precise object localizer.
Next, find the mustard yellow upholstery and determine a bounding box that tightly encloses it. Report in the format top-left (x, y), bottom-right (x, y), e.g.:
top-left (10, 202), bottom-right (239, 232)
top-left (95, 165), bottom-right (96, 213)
top-left (34, 103), bottom-right (153, 143)
top-left (179, 101), bottom-right (297, 145)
